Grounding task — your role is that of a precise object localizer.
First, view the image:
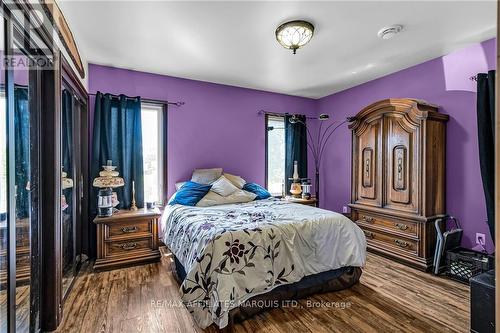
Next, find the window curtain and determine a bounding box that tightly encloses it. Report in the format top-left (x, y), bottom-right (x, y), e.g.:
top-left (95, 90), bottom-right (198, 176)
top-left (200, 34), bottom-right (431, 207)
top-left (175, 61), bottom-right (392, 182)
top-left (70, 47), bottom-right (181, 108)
top-left (284, 114), bottom-right (308, 193)
top-left (476, 70), bottom-right (495, 239)
top-left (91, 92), bottom-right (144, 215)
top-left (14, 86), bottom-right (30, 219)
top-left (62, 89), bottom-right (73, 209)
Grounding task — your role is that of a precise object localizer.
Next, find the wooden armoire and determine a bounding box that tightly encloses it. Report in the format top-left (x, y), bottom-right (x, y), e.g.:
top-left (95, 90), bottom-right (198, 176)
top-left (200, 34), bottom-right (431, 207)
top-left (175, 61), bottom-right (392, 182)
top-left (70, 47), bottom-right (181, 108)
top-left (349, 99), bottom-right (448, 271)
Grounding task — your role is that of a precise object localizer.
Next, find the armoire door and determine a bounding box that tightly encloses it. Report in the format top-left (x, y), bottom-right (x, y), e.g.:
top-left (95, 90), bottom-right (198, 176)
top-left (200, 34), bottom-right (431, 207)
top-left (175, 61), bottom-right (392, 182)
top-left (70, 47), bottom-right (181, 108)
top-left (353, 115), bottom-right (383, 207)
top-left (384, 114), bottom-right (419, 213)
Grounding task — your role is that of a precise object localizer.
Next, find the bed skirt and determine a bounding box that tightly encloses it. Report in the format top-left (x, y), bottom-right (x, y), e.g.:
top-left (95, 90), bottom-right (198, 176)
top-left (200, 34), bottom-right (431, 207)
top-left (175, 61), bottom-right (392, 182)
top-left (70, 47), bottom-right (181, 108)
top-left (171, 255), bottom-right (362, 329)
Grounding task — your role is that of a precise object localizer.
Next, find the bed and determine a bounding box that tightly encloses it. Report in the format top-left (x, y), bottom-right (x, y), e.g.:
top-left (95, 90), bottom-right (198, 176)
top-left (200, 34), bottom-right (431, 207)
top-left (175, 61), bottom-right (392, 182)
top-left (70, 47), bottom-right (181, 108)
top-left (160, 198), bottom-right (366, 330)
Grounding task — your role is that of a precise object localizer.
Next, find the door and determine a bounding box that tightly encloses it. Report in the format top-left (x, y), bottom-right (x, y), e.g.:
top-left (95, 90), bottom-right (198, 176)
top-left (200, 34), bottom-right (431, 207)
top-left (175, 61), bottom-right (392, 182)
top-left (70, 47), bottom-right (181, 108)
top-left (0, 5), bottom-right (55, 332)
top-left (353, 115), bottom-right (383, 207)
top-left (61, 87), bottom-right (76, 298)
top-left (384, 114), bottom-right (419, 213)
top-left (60, 82), bottom-right (86, 299)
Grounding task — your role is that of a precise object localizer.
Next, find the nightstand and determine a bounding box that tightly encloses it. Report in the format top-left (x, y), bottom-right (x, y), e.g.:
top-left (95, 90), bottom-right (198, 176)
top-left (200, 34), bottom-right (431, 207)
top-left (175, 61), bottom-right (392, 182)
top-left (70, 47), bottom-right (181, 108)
top-left (93, 208), bottom-right (161, 270)
top-left (283, 196), bottom-right (318, 207)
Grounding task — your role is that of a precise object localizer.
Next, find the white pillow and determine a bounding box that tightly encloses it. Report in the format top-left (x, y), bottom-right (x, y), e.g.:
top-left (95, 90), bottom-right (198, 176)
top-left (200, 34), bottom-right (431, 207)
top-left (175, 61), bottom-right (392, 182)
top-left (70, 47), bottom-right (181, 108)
top-left (196, 189), bottom-right (256, 207)
top-left (223, 173), bottom-right (246, 189)
top-left (210, 175), bottom-right (238, 197)
top-left (191, 168), bottom-right (223, 184)
top-left (175, 181), bottom-right (187, 190)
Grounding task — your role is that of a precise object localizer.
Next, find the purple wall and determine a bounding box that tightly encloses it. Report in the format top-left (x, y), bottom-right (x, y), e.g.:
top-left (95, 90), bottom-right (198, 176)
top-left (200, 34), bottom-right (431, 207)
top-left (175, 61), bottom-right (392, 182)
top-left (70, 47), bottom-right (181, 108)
top-left (88, 38), bottom-right (496, 252)
top-left (317, 38), bottom-right (496, 252)
top-left (88, 64), bottom-right (318, 198)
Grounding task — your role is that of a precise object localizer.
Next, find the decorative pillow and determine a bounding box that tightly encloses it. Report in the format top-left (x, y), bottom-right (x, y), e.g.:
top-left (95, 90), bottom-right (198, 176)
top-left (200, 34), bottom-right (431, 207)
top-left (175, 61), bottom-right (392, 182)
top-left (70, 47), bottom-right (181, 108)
top-left (167, 191), bottom-right (178, 204)
top-left (196, 189), bottom-right (257, 207)
top-left (169, 181), bottom-right (212, 206)
top-left (191, 168), bottom-right (223, 184)
top-left (210, 175), bottom-right (239, 197)
top-left (175, 181), bottom-right (187, 191)
top-left (242, 183), bottom-right (271, 200)
top-left (223, 173), bottom-right (246, 189)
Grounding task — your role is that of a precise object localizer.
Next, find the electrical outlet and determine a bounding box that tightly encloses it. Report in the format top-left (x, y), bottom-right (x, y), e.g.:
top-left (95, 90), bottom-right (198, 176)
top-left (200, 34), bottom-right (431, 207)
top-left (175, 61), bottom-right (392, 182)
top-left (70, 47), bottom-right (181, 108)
top-left (342, 206), bottom-right (348, 213)
top-left (476, 233), bottom-right (486, 246)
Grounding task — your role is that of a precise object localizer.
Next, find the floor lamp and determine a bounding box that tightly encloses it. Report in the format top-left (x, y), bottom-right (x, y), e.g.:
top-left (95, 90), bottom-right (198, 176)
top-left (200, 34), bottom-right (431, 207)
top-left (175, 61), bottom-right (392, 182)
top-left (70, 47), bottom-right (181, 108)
top-left (289, 114), bottom-right (355, 207)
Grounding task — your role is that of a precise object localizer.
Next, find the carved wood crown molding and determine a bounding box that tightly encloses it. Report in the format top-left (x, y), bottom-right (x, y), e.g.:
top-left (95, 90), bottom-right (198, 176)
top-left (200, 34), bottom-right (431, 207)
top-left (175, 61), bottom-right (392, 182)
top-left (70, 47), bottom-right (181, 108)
top-left (41, 0), bottom-right (85, 79)
top-left (349, 98), bottom-right (448, 132)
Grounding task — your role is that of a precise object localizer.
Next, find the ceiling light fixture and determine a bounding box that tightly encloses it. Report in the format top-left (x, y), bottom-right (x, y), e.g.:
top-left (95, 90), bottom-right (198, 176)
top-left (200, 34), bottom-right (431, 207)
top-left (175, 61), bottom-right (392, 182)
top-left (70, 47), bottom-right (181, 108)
top-left (377, 24), bottom-right (403, 40)
top-left (275, 20), bottom-right (314, 54)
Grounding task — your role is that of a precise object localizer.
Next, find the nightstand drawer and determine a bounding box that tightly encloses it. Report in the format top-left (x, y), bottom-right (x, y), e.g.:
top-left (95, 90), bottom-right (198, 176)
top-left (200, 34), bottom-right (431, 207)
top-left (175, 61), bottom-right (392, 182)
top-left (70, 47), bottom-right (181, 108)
top-left (105, 237), bottom-right (154, 257)
top-left (105, 219), bottom-right (153, 240)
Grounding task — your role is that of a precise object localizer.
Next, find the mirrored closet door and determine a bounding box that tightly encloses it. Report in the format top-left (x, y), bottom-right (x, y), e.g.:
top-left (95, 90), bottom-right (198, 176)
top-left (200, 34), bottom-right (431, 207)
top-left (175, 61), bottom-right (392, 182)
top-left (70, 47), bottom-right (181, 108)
top-left (12, 47), bottom-right (36, 333)
top-left (0, 4), bottom-right (55, 332)
top-left (60, 64), bottom-right (88, 300)
top-left (61, 86), bottom-right (75, 297)
top-left (0, 13), bottom-right (8, 333)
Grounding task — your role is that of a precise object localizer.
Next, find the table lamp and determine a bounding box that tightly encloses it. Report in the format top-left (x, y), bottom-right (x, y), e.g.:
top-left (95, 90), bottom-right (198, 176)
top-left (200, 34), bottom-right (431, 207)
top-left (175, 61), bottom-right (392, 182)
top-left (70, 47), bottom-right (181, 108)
top-left (93, 160), bottom-right (125, 217)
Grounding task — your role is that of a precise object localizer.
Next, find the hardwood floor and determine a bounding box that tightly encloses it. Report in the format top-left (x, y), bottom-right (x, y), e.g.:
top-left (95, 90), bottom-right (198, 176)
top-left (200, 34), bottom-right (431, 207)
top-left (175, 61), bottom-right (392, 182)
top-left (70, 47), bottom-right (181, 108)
top-left (0, 285), bottom-right (30, 332)
top-left (56, 249), bottom-right (469, 333)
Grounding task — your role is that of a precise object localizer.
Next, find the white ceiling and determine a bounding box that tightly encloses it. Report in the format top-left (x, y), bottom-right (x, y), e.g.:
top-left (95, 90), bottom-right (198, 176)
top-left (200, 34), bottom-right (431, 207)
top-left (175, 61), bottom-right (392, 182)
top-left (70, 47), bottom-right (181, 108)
top-left (58, 0), bottom-right (496, 99)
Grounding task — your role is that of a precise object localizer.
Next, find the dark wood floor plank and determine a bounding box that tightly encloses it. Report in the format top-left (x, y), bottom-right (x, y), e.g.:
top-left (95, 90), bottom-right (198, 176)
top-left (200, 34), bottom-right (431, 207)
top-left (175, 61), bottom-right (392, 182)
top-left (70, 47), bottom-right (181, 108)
top-left (56, 250), bottom-right (469, 333)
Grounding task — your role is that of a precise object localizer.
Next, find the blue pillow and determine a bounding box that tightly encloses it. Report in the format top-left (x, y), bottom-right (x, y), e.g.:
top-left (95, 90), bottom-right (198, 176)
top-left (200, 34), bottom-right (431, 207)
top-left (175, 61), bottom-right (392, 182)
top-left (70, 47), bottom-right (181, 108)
top-left (243, 183), bottom-right (271, 200)
top-left (169, 181), bottom-right (212, 206)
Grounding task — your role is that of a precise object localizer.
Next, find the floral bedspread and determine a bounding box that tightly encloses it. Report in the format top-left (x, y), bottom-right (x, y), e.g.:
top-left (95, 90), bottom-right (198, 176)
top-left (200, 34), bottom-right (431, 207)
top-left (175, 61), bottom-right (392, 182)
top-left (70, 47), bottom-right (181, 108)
top-left (160, 199), bottom-right (366, 329)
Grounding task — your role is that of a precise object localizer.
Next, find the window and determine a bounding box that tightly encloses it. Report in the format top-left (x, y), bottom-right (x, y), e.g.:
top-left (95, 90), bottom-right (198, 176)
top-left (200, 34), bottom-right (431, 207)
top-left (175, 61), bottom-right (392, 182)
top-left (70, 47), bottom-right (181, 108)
top-left (266, 115), bottom-right (285, 196)
top-left (141, 102), bottom-right (165, 204)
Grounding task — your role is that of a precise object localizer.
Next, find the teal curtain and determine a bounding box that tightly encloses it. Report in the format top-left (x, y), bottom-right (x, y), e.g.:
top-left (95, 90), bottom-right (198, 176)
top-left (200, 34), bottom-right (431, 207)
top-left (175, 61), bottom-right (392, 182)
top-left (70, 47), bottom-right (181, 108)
top-left (477, 70), bottom-right (496, 239)
top-left (14, 87), bottom-right (30, 219)
top-left (284, 114), bottom-right (308, 192)
top-left (62, 89), bottom-right (73, 179)
top-left (91, 92), bottom-right (144, 215)
top-left (62, 89), bottom-right (73, 209)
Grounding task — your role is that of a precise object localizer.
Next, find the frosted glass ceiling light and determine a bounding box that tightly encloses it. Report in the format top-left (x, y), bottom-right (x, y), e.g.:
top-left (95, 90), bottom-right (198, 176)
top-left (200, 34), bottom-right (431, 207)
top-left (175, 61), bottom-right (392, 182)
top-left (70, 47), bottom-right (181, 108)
top-left (276, 20), bottom-right (314, 54)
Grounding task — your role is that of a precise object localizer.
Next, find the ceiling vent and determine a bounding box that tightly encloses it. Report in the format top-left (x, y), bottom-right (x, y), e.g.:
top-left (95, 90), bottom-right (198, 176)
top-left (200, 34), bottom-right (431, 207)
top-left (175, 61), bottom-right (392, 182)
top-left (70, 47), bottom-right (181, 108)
top-left (377, 25), bottom-right (403, 40)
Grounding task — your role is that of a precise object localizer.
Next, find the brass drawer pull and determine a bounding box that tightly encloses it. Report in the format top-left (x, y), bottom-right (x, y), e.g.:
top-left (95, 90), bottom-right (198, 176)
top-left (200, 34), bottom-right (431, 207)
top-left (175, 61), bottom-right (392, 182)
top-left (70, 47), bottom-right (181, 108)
top-left (121, 226), bottom-right (138, 233)
top-left (121, 242), bottom-right (138, 250)
top-left (395, 223), bottom-right (408, 231)
top-left (362, 216), bottom-right (374, 223)
top-left (364, 231), bottom-right (374, 239)
top-left (394, 239), bottom-right (409, 248)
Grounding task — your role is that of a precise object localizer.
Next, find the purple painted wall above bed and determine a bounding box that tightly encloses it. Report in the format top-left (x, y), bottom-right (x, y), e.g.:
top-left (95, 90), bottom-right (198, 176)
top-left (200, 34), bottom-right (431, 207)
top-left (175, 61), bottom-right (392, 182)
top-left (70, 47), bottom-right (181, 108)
top-left (88, 38), bottom-right (496, 253)
top-left (317, 38), bottom-right (497, 253)
top-left (88, 64), bottom-right (318, 198)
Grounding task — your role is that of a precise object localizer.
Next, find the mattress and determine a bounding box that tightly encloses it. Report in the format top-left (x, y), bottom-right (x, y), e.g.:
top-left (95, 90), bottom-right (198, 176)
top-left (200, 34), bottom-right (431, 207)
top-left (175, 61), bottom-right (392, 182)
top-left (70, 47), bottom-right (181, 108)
top-left (160, 198), bottom-right (366, 329)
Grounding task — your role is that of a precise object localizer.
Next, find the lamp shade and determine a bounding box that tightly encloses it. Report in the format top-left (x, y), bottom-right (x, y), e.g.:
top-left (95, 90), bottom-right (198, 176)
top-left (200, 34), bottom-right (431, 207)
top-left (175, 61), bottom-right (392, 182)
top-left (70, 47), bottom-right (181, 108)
top-left (93, 176), bottom-right (124, 188)
top-left (93, 162), bottom-right (125, 188)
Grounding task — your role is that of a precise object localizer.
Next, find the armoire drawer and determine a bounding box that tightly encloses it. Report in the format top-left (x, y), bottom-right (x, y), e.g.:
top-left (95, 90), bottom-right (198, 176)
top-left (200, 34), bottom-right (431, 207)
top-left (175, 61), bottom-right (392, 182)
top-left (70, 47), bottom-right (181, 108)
top-left (361, 228), bottom-right (418, 255)
top-left (355, 213), bottom-right (418, 237)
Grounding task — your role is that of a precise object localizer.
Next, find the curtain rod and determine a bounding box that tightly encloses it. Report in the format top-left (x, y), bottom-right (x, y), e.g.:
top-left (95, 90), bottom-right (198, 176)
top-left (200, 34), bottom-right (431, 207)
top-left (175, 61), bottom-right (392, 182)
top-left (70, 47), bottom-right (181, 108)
top-left (258, 109), bottom-right (316, 120)
top-left (88, 92), bottom-right (185, 107)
